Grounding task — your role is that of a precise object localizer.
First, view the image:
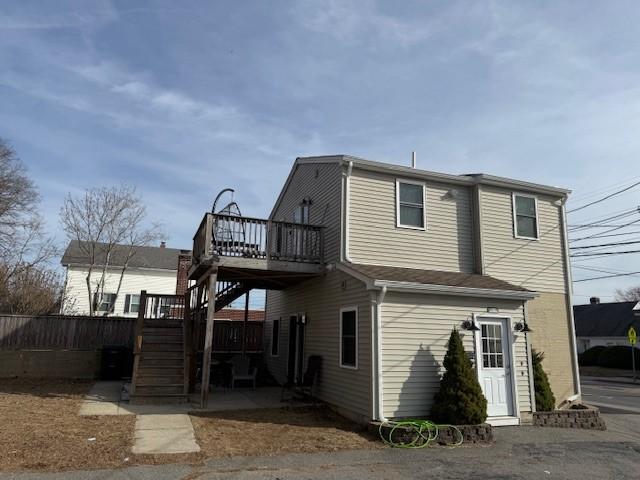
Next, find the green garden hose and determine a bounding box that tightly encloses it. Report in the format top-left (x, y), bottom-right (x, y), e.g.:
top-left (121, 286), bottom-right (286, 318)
top-left (378, 419), bottom-right (464, 448)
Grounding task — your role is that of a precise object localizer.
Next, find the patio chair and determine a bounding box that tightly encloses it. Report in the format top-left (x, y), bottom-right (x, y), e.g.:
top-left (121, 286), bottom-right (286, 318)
top-left (230, 356), bottom-right (257, 389)
top-left (281, 355), bottom-right (322, 403)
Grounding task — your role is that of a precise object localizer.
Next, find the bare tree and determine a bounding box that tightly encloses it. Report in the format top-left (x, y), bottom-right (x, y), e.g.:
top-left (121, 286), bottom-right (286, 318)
top-left (0, 263), bottom-right (62, 315)
top-left (0, 140), bottom-right (58, 313)
top-left (615, 286), bottom-right (640, 302)
top-left (60, 185), bottom-right (162, 316)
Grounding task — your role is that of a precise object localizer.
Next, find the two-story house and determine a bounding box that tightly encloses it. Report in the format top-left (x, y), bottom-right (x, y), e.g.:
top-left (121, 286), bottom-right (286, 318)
top-left (260, 155), bottom-right (579, 426)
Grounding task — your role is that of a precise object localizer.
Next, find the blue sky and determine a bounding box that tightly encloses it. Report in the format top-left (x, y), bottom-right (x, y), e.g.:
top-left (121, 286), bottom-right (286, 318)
top-left (2, 0), bottom-right (640, 304)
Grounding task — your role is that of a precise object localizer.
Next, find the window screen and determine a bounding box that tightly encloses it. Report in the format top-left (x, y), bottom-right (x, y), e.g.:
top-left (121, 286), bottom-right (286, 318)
top-left (514, 195), bottom-right (538, 239)
top-left (397, 182), bottom-right (425, 228)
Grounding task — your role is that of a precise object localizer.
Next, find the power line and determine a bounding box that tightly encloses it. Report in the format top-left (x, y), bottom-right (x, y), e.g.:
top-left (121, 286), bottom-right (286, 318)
top-left (568, 180), bottom-right (640, 213)
top-left (568, 207), bottom-right (640, 231)
top-left (571, 249), bottom-right (640, 258)
top-left (569, 175), bottom-right (640, 203)
top-left (569, 239), bottom-right (640, 250)
top-left (569, 217), bottom-right (640, 243)
top-left (573, 271), bottom-right (640, 282)
top-left (570, 230), bottom-right (640, 243)
top-left (573, 265), bottom-right (634, 275)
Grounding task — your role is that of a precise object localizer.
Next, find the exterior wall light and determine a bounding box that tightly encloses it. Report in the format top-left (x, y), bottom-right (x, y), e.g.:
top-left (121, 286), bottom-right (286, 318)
top-left (514, 321), bottom-right (532, 333)
top-left (462, 319), bottom-right (480, 331)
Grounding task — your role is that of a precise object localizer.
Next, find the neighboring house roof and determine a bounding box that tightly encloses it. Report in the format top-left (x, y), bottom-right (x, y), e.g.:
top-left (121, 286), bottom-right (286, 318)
top-left (215, 308), bottom-right (265, 321)
top-left (573, 301), bottom-right (640, 337)
top-left (61, 240), bottom-right (191, 271)
top-left (338, 263), bottom-right (535, 300)
top-left (271, 154), bottom-right (570, 219)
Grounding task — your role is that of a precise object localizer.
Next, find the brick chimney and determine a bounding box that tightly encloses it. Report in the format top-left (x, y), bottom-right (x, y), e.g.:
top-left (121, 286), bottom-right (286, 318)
top-left (590, 296), bottom-right (600, 305)
top-left (176, 251), bottom-right (192, 296)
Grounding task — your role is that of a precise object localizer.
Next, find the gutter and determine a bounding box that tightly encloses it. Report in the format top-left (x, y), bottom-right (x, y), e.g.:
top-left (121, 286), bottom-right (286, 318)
top-left (560, 199), bottom-right (582, 398)
top-left (372, 280), bottom-right (538, 301)
top-left (342, 160), bottom-right (354, 263)
top-left (370, 285), bottom-right (387, 421)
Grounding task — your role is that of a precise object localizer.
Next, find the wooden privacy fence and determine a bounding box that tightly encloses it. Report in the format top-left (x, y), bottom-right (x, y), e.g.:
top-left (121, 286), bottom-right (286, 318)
top-left (0, 314), bottom-right (136, 350)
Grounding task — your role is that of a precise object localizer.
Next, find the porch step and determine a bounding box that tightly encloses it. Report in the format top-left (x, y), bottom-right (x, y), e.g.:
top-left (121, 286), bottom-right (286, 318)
top-left (142, 327), bottom-right (183, 336)
top-left (134, 384), bottom-right (184, 395)
top-left (136, 375), bottom-right (184, 385)
top-left (140, 342), bottom-right (183, 352)
top-left (129, 393), bottom-right (188, 405)
top-left (137, 366), bottom-right (184, 376)
top-left (143, 320), bottom-right (182, 328)
top-left (142, 334), bottom-right (183, 344)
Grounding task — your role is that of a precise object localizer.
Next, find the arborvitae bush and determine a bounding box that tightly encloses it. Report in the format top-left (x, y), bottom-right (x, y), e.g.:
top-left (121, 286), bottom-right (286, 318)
top-left (431, 329), bottom-right (487, 425)
top-left (532, 349), bottom-right (556, 412)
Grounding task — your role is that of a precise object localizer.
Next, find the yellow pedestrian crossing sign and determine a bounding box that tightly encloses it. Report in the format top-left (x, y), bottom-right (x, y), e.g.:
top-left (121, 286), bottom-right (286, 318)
top-left (629, 326), bottom-right (637, 345)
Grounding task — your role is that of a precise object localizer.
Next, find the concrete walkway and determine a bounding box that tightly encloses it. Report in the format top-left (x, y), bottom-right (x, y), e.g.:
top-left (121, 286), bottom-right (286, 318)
top-left (132, 414), bottom-right (200, 454)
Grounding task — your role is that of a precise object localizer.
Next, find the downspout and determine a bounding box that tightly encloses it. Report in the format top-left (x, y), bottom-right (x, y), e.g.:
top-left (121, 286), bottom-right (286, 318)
top-left (342, 161), bottom-right (354, 263)
top-left (372, 285), bottom-right (387, 421)
top-left (560, 198), bottom-right (581, 399)
top-left (523, 302), bottom-right (537, 412)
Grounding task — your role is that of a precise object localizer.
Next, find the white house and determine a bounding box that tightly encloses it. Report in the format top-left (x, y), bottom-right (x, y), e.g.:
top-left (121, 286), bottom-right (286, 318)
top-left (60, 241), bottom-right (191, 317)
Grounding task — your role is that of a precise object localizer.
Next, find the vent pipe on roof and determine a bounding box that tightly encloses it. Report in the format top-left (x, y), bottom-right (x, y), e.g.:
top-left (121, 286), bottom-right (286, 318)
top-left (590, 296), bottom-right (600, 304)
top-left (411, 151), bottom-right (416, 169)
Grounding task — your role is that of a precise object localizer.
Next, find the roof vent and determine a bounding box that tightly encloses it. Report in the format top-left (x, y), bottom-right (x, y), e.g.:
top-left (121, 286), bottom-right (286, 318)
top-left (590, 296), bottom-right (600, 304)
top-left (411, 151), bottom-right (417, 169)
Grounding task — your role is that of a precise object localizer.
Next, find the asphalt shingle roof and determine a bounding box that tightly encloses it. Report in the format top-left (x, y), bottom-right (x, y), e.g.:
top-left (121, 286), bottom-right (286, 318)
top-left (348, 263), bottom-right (530, 292)
top-left (61, 240), bottom-right (190, 270)
top-left (573, 301), bottom-right (640, 337)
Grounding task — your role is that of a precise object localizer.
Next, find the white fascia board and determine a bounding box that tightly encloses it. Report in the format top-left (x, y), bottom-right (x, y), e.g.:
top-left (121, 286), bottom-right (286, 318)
top-left (65, 263), bottom-right (177, 274)
top-left (372, 279), bottom-right (538, 301)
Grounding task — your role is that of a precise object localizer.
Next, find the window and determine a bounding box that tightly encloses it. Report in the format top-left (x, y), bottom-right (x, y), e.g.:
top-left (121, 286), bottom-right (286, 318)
top-left (513, 194), bottom-right (538, 239)
top-left (271, 319), bottom-right (280, 356)
top-left (124, 294), bottom-right (140, 314)
top-left (396, 180), bottom-right (425, 229)
top-left (481, 324), bottom-right (504, 368)
top-left (93, 293), bottom-right (116, 313)
top-left (340, 307), bottom-right (358, 368)
top-left (294, 203), bottom-right (309, 224)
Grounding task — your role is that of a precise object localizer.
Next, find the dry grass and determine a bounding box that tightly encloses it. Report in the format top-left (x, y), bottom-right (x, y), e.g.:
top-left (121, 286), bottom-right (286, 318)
top-left (0, 378), bottom-right (134, 472)
top-left (191, 406), bottom-right (383, 458)
top-left (0, 379), bottom-right (382, 472)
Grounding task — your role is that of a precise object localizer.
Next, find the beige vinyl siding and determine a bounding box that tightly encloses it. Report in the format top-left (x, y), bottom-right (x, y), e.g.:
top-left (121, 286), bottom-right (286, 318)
top-left (349, 168), bottom-right (475, 272)
top-left (380, 292), bottom-right (531, 418)
top-left (62, 266), bottom-right (177, 316)
top-left (271, 162), bottom-right (342, 263)
top-left (480, 186), bottom-right (566, 293)
top-left (264, 270), bottom-right (372, 420)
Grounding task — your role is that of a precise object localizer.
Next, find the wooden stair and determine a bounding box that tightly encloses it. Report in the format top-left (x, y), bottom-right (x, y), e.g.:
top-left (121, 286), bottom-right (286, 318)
top-left (130, 318), bottom-right (189, 404)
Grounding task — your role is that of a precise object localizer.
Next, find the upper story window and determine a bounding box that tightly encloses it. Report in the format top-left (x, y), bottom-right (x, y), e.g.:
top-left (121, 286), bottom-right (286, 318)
top-left (396, 180), bottom-right (426, 230)
top-left (513, 193), bottom-right (539, 239)
top-left (294, 201), bottom-right (310, 224)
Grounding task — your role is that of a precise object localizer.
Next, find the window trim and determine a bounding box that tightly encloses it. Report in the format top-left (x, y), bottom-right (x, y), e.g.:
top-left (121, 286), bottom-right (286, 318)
top-left (512, 192), bottom-right (540, 240)
top-left (339, 306), bottom-right (359, 370)
top-left (93, 292), bottom-right (116, 313)
top-left (271, 318), bottom-right (280, 357)
top-left (395, 179), bottom-right (427, 231)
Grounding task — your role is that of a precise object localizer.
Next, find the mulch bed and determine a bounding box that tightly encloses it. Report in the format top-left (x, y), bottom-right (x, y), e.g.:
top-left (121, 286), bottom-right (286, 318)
top-left (190, 406), bottom-right (383, 458)
top-left (0, 378), bottom-right (135, 472)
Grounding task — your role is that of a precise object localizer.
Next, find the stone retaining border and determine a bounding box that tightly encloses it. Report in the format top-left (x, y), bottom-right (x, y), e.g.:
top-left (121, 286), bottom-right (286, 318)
top-left (533, 407), bottom-right (606, 430)
top-left (370, 421), bottom-right (493, 445)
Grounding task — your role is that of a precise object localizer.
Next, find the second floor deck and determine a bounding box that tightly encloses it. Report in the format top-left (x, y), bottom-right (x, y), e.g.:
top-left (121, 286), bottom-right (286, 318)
top-left (190, 212), bottom-right (325, 281)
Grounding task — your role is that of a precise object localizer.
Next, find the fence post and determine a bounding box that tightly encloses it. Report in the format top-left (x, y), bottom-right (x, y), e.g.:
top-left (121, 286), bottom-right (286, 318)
top-left (130, 290), bottom-right (147, 396)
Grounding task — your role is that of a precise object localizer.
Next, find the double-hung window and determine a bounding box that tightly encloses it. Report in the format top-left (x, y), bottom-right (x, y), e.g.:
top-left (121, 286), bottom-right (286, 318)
top-left (124, 294), bottom-right (140, 314)
top-left (340, 307), bottom-right (358, 369)
top-left (513, 194), bottom-right (539, 239)
top-left (396, 180), bottom-right (426, 229)
top-left (93, 293), bottom-right (116, 313)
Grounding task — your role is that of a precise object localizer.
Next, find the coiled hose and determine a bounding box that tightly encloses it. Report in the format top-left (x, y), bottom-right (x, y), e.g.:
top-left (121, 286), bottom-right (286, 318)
top-left (378, 419), bottom-right (464, 448)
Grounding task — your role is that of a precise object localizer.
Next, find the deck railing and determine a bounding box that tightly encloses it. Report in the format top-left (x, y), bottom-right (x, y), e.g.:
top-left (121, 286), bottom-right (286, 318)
top-left (192, 212), bottom-right (324, 265)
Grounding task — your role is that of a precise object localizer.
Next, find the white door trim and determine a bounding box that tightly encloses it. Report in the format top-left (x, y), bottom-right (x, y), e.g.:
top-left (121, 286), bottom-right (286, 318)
top-left (473, 314), bottom-right (520, 420)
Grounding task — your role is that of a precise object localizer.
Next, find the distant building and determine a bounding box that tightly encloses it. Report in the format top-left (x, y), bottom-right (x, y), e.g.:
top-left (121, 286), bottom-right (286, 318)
top-left (573, 297), bottom-right (640, 353)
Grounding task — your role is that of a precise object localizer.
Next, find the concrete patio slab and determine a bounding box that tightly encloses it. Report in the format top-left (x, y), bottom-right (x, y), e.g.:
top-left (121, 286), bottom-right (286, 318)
top-left (132, 414), bottom-right (200, 454)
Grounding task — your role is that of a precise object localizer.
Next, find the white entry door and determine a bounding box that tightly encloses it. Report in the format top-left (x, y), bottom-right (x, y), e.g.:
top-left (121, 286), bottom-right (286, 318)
top-left (477, 318), bottom-right (514, 417)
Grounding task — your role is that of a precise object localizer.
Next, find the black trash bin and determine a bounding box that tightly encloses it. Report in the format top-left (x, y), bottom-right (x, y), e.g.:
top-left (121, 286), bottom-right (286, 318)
top-left (100, 345), bottom-right (132, 380)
